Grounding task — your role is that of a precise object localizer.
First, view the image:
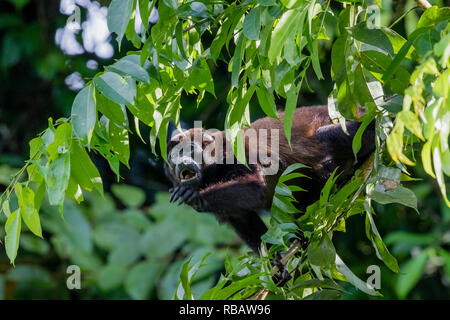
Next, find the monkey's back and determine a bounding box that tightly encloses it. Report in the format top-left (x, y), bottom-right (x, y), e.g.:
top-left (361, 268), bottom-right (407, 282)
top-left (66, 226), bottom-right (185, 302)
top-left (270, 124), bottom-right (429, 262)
top-left (249, 105), bottom-right (374, 211)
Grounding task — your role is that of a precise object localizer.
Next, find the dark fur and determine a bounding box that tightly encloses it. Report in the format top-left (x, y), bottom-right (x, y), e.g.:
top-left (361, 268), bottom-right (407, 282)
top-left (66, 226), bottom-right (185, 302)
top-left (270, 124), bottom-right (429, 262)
top-left (165, 105), bottom-right (374, 253)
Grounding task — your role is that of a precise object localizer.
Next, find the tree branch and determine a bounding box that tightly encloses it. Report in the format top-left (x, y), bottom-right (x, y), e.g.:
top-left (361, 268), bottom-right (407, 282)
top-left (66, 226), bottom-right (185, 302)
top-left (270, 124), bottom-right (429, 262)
top-left (249, 240), bottom-right (302, 300)
top-left (414, 0), bottom-right (431, 10)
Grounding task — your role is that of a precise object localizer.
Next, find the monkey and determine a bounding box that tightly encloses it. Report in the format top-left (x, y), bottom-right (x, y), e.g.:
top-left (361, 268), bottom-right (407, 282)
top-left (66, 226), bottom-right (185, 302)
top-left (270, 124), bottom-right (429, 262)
top-left (164, 105), bottom-right (375, 254)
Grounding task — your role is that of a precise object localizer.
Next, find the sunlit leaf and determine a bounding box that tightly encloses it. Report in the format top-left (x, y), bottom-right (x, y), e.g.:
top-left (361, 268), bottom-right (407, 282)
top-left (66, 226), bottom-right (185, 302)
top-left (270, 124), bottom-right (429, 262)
top-left (107, 0), bottom-right (135, 48)
top-left (5, 210), bottom-right (21, 265)
top-left (93, 72), bottom-right (136, 106)
top-left (71, 85), bottom-right (96, 146)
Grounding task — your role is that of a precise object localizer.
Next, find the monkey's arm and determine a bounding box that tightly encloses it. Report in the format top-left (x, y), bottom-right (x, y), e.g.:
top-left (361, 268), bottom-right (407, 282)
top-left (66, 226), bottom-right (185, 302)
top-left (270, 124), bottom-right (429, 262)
top-left (171, 172), bottom-right (266, 212)
top-left (196, 177), bottom-right (266, 214)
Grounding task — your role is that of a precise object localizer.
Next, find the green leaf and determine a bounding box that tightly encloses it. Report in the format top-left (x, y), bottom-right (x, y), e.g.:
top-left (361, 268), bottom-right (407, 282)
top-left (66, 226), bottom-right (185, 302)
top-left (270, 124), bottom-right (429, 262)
top-left (304, 289), bottom-right (342, 300)
top-left (175, 21), bottom-right (188, 60)
top-left (175, 253), bottom-right (211, 300)
top-left (139, 0), bottom-right (150, 31)
top-left (268, 9), bottom-right (304, 63)
top-left (47, 122), bottom-right (73, 162)
top-left (140, 215), bottom-right (190, 258)
top-left (368, 185), bottom-right (418, 212)
top-left (66, 178), bottom-right (84, 204)
top-left (17, 186), bottom-right (42, 238)
top-left (20, 234), bottom-right (50, 255)
top-left (208, 274), bottom-right (262, 300)
top-left (353, 65), bottom-right (375, 106)
top-left (352, 109), bottom-right (375, 157)
top-left (416, 6), bottom-right (450, 29)
top-left (128, 83), bottom-right (155, 125)
top-left (360, 50), bottom-right (410, 95)
top-left (94, 222), bottom-right (140, 251)
top-left (97, 264), bottom-right (127, 291)
top-left (231, 33), bottom-right (245, 87)
top-left (126, 15), bottom-right (142, 48)
top-left (381, 27), bottom-right (414, 59)
top-left (29, 137), bottom-right (43, 160)
top-left (123, 209), bottom-right (151, 231)
top-left (243, 7), bottom-right (261, 41)
top-left (319, 169), bottom-right (339, 207)
top-left (284, 83), bottom-right (300, 146)
top-left (310, 38), bottom-right (324, 80)
top-left (382, 27), bottom-right (430, 82)
top-left (210, 6), bottom-right (245, 61)
top-left (2, 199), bottom-right (11, 218)
top-left (108, 240), bottom-right (141, 267)
top-left (109, 121), bottom-right (130, 167)
top-left (256, 86), bottom-right (279, 119)
top-left (387, 122), bottom-right (415, 166)
top-left (278, 172), bottom-right (309, 183)
top-left (365, 201), bottom-right (400, 273)
top-left (70, 139), bottom-right (103, 196)
top-left (125, 261), bottom-right (164, 299)
top-left (397, 110), bottom-right (424, 141)
top-left (95, 89), bottom-right (126, 126)
top-left (257, 0), bottom-right (276, 6)
top-left (335, 254), bottom-right (381, 296)
top-left (229, 85), bottom-right (256, 125)
top-left (292, 278), bottom-right (344, 292)
top-left (395, 250), bottom-right (428, 299)
top-left (308, 233), bottom-right (336, 268)
top-left (71, 85), bottom-right (96, 146)
top-left (108, 55), bottom-right (150, 83)
top-left (93, 72), bottom-right (136, 106)
top-left (347, 22), bottom-right (394, 56)
top-left (281, 0), bottom-right (304, 9)
top-left (46, 153), bottom-right (71, 207)
top-left (281, 163), bottom-right (309, 176)
top-left (107, 0), bottom-right (135, 48)
top-left (5, 210), bottom-right (21, 265)
top-left (433, 140), bottom-right (450, 207)
top-left (186, 60), bottom-right (215, 96)
top-left (111, 184), bottom-right (145, 208)
top-left (421, 140), bottom-right (436, 178)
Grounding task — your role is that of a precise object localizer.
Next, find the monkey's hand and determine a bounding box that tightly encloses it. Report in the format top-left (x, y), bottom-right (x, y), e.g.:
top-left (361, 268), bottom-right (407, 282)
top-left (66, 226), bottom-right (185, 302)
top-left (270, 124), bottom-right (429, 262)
top-left (169, 185), bottom-right (207, 211)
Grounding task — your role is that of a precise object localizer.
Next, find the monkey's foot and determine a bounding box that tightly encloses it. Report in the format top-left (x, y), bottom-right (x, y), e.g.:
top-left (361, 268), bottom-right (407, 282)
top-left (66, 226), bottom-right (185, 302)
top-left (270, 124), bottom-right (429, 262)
top-left (271, 258), bottom-right (292, 286)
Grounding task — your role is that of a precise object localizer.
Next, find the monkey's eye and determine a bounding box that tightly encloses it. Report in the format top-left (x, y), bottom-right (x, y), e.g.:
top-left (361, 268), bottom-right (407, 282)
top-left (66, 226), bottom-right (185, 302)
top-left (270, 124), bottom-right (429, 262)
top-left (179, 168), bottom-right (197, 181)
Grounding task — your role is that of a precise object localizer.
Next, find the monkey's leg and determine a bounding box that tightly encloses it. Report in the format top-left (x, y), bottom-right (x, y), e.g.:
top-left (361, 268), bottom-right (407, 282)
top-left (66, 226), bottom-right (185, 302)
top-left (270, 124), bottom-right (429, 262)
top-left (227, 211), bottom-right (267, 254)
top-left (227, 212), bottom-right (293, 286)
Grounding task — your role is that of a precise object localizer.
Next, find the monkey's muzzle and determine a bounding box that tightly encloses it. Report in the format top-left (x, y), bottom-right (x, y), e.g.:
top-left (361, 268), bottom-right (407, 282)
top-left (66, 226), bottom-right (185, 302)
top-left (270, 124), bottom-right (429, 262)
top-left (175, 157), bottom-right (201, 185)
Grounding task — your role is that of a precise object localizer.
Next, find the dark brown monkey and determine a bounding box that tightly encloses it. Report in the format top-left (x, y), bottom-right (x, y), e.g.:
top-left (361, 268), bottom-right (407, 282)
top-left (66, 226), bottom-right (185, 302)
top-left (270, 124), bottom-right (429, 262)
top-left (165, 105), bottom-right (374, 253)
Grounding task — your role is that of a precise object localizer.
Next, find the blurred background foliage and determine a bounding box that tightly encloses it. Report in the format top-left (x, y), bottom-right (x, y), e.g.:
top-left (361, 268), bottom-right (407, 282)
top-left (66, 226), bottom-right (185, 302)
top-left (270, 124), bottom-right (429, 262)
top-left (0, 0), bottom-right (448, 299)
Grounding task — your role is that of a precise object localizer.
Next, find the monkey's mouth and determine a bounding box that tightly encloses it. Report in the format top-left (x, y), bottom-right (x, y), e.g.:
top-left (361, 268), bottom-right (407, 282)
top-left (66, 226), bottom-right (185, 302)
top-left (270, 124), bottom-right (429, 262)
top-left (175, 156), bottom-right (201, 185)
top-left (179, 168), bottom-right (197, 181)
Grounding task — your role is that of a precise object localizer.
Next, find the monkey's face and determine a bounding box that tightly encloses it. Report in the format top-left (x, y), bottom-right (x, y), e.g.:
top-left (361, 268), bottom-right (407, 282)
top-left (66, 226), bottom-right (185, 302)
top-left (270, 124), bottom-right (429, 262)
top-left (166, 128), bottom-right (216, 189)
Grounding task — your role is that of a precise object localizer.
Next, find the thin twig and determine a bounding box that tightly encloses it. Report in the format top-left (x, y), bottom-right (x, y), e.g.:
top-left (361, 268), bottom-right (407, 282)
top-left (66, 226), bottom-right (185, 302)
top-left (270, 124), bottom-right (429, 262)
top-left (389, 6), bottom-right (419, 29)
top-left (182, 17), bottom-right (211, 33)
top-left (182, 3), bottom-right (244, 34)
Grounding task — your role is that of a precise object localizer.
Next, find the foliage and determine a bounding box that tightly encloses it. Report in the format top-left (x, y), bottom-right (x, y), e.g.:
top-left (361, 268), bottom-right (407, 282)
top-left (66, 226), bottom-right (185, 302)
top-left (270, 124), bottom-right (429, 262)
top-left (0, 183), bottom-right (238, 299)
top-left (0, 0), bottom-right (449, 299)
